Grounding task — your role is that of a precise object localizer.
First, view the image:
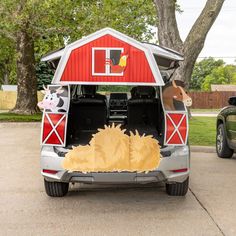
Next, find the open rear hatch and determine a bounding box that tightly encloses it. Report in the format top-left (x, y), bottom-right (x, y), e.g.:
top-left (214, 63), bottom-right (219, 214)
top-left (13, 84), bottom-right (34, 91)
top-left (39, 28), bottom-right (189, 173)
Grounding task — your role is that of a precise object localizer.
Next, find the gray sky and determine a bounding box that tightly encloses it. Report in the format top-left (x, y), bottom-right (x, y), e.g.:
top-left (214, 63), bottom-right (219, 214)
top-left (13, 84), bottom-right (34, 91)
top-left (176, 0), bottom-right (236, 64)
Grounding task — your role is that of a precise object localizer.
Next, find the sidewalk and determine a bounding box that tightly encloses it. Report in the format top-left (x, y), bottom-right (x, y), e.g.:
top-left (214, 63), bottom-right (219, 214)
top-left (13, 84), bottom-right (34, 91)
top-left (190, 145), bottom-right (215, 153)
top-left (192, 112), bottom-right (218, 117)
top-left (0, 110), bottom-right (8, 113)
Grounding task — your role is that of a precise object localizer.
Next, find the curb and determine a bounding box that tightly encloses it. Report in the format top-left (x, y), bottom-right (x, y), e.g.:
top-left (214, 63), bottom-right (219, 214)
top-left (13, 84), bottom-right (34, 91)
top-left (0, 122), bottom-right (217, 153)
top-left (0, 122), bottom-right (41, 128)
top-left (190, 145), bottom-right (215, 153)
top-left (191, 114), bottom-right (217, 117)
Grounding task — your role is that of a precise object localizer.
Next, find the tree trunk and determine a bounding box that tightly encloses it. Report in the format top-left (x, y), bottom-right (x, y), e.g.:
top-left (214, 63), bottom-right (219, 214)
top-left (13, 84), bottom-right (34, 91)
top-left (3, 71), bottom-right (9, 85)
top-left (11, 30), bottom-right (39, 114)
top-left (154, 0), bottom-right (225, 88)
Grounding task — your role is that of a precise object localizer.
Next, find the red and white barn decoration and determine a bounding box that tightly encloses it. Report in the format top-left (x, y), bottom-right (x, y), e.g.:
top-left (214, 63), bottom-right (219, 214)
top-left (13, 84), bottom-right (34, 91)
top-left (42, 113), bottom-right (67, 146)
top-left (52, 28), bottom-right (164, 86)
top-left (40, 85), bottom-right (70, 146)
top-left (164, 112), bottom-right (188, 146)
top-left (41, 28), bottom-right (188, 147)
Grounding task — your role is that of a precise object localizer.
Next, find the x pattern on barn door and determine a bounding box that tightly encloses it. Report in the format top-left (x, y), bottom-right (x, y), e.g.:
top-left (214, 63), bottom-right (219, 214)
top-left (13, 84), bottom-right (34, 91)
top-left (41, 85), bottom-right (69, 147)
top-left (42, 113), bottom-right (67, 146)
top-left (164, 112), bottom-right (188, 146)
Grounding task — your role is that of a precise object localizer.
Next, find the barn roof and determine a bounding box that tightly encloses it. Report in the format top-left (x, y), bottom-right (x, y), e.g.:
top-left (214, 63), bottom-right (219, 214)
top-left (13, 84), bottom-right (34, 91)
top-left (142, 43), bottom-right (184, 61)
top-left (42, 41), bottom-right (184, 63)
top-left (41, 47), bottom-right (65, 62)
top-left (42, 28), bottom-right (184, 86)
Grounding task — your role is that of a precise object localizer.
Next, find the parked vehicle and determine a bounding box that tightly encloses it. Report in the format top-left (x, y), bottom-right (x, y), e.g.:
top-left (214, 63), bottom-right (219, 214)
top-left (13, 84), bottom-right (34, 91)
top-left (39, 28), bottom-right (191, 197)
top-left (216, 96), bottom-right (236, 158)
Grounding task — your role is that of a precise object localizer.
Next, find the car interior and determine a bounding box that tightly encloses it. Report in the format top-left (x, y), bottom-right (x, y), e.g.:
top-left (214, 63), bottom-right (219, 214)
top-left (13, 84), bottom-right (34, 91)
top-left (66, 85), bottom-right (164, 147)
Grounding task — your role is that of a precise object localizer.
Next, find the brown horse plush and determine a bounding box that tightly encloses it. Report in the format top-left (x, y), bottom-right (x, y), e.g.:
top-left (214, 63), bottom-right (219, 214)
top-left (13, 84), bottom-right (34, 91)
top-left (162, 80), bottom-right (192, 111)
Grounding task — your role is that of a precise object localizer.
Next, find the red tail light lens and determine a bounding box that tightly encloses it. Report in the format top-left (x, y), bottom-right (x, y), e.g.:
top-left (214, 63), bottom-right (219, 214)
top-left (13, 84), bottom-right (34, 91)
top-left (171, 168), bottom-right (188, 173)
top-left (43, 169), bottom-right (58, 174)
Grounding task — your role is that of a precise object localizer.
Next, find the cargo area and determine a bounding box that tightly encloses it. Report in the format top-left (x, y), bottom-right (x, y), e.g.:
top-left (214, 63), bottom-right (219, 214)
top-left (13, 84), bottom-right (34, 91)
top-left (66, 85), bottom-right (164, 147)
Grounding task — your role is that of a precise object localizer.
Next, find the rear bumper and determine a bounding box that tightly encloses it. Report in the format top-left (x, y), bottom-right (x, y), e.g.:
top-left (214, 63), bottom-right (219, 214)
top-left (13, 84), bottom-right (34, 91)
top-left (40, 145), bottom-right (190, 184)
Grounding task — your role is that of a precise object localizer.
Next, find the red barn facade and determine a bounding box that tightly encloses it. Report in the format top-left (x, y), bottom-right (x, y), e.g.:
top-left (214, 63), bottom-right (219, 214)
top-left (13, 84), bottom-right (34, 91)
top-left (52, 28), bottom-right (164, 86)
top-left (41, 28), bottom-right (189, 147)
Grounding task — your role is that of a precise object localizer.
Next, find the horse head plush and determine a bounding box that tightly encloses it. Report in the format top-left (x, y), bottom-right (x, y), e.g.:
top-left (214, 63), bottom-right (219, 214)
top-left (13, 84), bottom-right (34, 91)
top-left (162, 80), bottom-right (192, 111)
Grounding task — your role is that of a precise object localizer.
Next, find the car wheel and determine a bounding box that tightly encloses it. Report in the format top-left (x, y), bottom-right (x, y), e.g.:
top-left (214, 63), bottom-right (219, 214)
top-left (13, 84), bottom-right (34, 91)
top-left (44, 179), bottom-right (69, 197)
top-left (216, 124), bottom-right (233, 158)
top-left (166, 177), bottom-right (189, 196)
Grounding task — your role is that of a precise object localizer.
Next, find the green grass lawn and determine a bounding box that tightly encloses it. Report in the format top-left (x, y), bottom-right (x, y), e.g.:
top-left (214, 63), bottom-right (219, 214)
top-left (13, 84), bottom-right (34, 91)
top-left (189, 116), bottom-right (216, 146)
top-left (0, 111), bottom-right (216, 146)
top-left (0, 112), bottom-right (42, 122)
top-left (191, 109), bottom-right (220, 113)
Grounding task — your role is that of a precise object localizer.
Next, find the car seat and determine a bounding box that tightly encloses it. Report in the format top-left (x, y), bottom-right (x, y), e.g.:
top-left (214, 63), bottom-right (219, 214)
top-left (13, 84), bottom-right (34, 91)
top-left (127, 86), bottom-right (160, 138)
top-left (70, 85), bottom-right (107, 144)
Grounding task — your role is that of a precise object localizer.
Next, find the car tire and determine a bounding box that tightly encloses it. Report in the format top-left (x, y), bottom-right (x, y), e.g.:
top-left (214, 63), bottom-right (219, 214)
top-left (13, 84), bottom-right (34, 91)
top-left (216, 124), bottom-right (233, 158)
top-left (166, 177), bottom-right (189, 196)
top-left (44, 179), bottom-right (69, 197)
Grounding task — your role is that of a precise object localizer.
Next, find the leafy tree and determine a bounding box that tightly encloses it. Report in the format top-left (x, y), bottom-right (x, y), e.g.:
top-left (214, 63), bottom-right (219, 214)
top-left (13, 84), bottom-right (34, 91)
top-left (190, 57), bottom-right (225, 90)
top-left (77, 0), bottom-right (157, 42)
top-left (0, 0), bottom-right (81, 114)
top-left (98, 85), bottom-right (132, 92)
top-left (0, 0), bottom-right (157, 114)
top-left (33, 0), bottom-right (157, 93)
top-left (201, 65), bottom-right (236, 91)
top-left (0, 36), bottom-right (16, 85)
top-left (36, 62), bottom-right (54, 91)
top-left (154, 0), bottom-right (225, 87)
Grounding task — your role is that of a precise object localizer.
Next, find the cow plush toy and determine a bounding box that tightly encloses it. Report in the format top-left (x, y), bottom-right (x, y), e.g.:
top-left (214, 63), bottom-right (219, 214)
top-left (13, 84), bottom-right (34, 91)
top-left (38, 85), bottom-right (68, 113)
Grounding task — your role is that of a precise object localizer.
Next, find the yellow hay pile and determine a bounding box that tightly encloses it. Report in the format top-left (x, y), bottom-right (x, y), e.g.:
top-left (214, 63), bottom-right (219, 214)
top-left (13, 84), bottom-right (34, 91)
top-left (62, 124), bottom-right (161, 173)
top-left (62, 145), bottom-right (95, 172)
top-left (129, 131), bottom-right (160, 172)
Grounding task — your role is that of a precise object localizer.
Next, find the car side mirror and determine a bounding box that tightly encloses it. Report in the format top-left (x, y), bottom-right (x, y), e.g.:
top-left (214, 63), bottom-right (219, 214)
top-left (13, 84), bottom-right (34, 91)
top-left (228, 96), bottom-right (236, 106)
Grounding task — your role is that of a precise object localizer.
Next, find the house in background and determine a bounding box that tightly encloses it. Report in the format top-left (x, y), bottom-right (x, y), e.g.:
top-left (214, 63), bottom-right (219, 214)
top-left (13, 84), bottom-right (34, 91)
top-left (211, 84), bottom-right (236, 91)
top-left (0, 85), bottom-right (43, 110)
top-left (0, 85), bottom-right (17, 91)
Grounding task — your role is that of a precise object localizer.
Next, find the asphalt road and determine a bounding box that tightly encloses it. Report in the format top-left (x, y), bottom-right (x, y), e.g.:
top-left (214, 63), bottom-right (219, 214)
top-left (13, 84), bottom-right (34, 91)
top-left (0, 123), bottom-right (236, 236)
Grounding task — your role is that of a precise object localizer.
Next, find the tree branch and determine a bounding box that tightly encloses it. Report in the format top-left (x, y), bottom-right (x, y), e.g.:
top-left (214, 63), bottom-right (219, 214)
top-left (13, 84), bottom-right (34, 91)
top-left (154, 0), bottom-right (183, 52)
top-left (154, 0), bottom-right (225, 86)
top-left (0, 29), bottom-right (16, 42)
top-left (184, 0), bottom-right (225, 59)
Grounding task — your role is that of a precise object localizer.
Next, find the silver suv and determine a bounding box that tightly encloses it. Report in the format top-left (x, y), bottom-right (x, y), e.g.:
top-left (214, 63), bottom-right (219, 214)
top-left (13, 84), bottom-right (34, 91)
top-left (40, 85), bottom-right (190, 197)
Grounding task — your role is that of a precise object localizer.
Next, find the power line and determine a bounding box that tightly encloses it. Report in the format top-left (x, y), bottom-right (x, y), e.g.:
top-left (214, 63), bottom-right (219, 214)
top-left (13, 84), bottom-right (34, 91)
top-left (181, 7), bottom-right (236, 10)
top-left (198, 56), bottom-right (236, 59)
top-left (177, 7), bottom-right (236, 13)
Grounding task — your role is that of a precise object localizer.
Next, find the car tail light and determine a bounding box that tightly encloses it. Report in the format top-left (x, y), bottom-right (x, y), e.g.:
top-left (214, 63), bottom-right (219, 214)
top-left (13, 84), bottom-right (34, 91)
top-left (43, 169), bottom-right (58, 174)
top-left (171, 168), bottom-right (188, 173)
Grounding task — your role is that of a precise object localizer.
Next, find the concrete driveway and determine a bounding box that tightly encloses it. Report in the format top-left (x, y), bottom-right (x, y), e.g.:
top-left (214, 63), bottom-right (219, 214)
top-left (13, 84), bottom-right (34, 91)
top-left (0, 123), bottom-right (235, 236)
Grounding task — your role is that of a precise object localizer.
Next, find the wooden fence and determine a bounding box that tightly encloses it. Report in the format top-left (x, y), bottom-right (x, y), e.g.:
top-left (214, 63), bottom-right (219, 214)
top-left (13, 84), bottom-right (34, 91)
top-left (0, 90), bottom-right (235, 110)
top-left (0, 91), bottom-right (44, 110)
top-left (189, 91), bottom-right (236, 109)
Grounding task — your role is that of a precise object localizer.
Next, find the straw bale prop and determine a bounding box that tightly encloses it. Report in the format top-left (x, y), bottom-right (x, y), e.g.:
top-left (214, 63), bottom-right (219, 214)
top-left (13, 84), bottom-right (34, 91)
top-left (62, 124), bottom-right (161, 173)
